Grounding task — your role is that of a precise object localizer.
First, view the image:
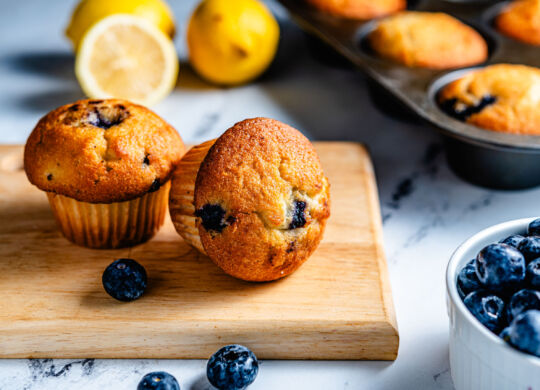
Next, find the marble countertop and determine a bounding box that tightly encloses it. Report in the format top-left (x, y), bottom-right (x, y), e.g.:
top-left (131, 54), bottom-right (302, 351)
top-left (1, 0), bottom-right (539, 389)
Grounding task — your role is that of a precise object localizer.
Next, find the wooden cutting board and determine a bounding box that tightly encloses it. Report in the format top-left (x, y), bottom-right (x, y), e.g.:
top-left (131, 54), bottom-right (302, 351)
top-left (0, 142), bottom-right (398, 360)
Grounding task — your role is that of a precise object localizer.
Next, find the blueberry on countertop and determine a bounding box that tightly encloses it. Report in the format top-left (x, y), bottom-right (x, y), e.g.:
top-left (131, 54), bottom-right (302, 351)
top-left (457, 259), bottom-right (482, 299)
top-left (518, 236), bottom-right (540, 263)
top-left (476, 244), bottom-right (526, 291)
top-left (102, 258), bottom-right (147, 302)
top-left (207, 344), bottom-right (259, 390)
top-left (463, 290), bottom-right (506, 333)
top-left (527, 258), bottom-right (540, 289)
top-left (507, 289), bottom-right (540, 323)
top-left (528, 218), bottom-right (540, 236)
top-left (138, 372), bottom-right (180, 390)
top-left (508, 310), bottom-right (540, 357)
top-left (499, 234), bottom-right (526, 249)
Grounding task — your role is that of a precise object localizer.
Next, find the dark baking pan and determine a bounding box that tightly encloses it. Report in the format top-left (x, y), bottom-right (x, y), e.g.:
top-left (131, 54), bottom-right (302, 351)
top-left (279, 0), bottom-right (540, 189)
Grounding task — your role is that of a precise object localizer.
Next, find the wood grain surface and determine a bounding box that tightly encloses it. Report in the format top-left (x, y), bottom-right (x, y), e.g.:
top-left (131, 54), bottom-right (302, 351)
top-left (0, 143), bottom-right (398, 360)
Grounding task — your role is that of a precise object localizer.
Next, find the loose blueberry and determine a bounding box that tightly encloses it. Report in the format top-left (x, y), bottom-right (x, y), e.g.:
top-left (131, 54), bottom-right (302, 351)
top-left (508, 310), bottom-right (540, 357)
top-left (500, 327), bottom-right (511, 342)
top-left (457, 259), bottom-right (482, 299)
top-left (475, 244), bottom-right (526, 291)
top-left (195, 204), bottom-right (228, 232)
top-left (207, 344), bottom-right (259, 390)
top-left (507, 289), bottom-right (540, 323)
top-left (528, 218), bottom-right (540, 236)
top-left (463, 290), bottom-right (506, 333)
top-left (499, 234), bottom-right (526, 249)
top-left (102, 258), bottom-right (147, 302)
top-left (289, 200), bottom-right (306, 230)
top-left (527, 258), bottom-right (540, 289)
top-left (519, 236), bottom-right (540, 263)
top-left (137, 372), bottom-right (180, 390)
top-left (439, 95), bottom-right (497, 122)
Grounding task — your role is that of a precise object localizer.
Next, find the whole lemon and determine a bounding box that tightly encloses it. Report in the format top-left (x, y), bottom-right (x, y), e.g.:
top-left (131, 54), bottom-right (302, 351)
top-left (66, 0), bottom-right (175, 50)
top-left (187, 0), bottom-right (280, 86)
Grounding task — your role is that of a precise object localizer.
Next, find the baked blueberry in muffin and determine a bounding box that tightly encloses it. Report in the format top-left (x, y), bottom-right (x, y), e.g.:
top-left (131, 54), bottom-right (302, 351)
top-left (496, 0), bottom-right (540, 46)
top-left (169, 118), bottom-right (330, 282)
top-left (438, 64), bottom-right (540, 134)
top-left (368, 12), bottom-right (488, 69)
top-left (305, 0), bottom-right (405, 20)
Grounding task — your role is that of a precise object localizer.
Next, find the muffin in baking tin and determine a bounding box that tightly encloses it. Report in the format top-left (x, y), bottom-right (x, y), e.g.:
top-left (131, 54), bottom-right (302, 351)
top-left (496, 0), bottom-right (540, 46)
top-left (305, 0), bottom-right (405, 20)
top-left (368, 11), bottom-right (488, 69)
top-left (438, 64), bottom-right (540, 135)
top-left (24, 98), bottom-right (185, 248)
top-left (169, 117), bottom-right (331, 282)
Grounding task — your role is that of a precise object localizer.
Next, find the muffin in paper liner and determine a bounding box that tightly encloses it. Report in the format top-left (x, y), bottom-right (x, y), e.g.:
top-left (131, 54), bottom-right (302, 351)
top-left (169, 140), bottom-right (216, 254)
top-left (47, 181), bottom-right (170, 249)
top-left (168, 117), bottom-right (330, 282)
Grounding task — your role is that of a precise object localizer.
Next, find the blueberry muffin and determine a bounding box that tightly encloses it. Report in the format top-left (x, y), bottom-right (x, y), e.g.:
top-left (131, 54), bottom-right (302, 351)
top-left (305, 0), bottom-right (405, 20)
top-left (496, 0), bottom-right (540, 46)
top-left (368, 12), bottom-right (488, 69)
top-left (169, 118), bottom-right (330, 282)
top-left (438, 64), bottom-right (540, 135)
top-left (24, 99), bottom-right (185, 248)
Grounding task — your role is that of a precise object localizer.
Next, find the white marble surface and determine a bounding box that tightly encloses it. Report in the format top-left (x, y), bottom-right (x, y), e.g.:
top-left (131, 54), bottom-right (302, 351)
top-left (1, 0), bottom-right (540, 389)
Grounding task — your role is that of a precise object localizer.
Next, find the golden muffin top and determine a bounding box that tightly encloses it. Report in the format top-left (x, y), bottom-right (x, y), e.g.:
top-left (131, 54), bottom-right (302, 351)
top-left (496, 0), bottom-right (540, 46)
top-left (306, 0), bottom-right (405, 20)
top-left (438, 64), bottom-right (540, 135)
top-left (368, 11), bottom-right (488, 69)
top-left (24, 99), bottom-right (185, 203)
top-left (193, 117), bottom-right (331, 281)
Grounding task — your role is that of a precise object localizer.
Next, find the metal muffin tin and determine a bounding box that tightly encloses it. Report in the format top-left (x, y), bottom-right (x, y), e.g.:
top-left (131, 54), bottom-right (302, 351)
top-left (278, 0), bottom-right (540, 189)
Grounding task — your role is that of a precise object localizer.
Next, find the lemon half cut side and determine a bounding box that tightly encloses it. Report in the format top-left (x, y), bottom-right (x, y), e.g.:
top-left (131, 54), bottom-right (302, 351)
top-left (75, 14), bottom-right (179, 106)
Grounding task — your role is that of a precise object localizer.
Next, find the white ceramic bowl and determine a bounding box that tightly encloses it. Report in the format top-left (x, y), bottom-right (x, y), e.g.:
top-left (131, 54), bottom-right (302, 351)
top-left (446, 218), bottom-right (540, 390)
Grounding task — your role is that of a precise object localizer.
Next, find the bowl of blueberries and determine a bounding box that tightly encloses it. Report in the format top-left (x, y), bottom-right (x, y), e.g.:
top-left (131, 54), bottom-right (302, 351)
top-left (446, 217), bottom-right (540, 390)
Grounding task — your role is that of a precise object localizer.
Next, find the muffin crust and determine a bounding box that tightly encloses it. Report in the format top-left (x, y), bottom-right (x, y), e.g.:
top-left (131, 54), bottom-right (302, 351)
top-left (496, 0), bottom-right (540, 46)
top-left (306, 0), bottom-right (405, 20)
top-left (368, 12), bottom-right (488, 69)
top-left (193, 118), bottom-right (330, 281)
top-left (24, 99), bottom-right (184, 203)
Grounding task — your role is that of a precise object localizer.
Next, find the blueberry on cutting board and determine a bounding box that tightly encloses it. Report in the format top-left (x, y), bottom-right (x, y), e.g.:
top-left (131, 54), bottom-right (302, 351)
top-left (207, 345), bottom-right (259, 390)
top-left (102, 258), bottom-right (147, 302)
top-left (138, 371), bottom-right (180, 390)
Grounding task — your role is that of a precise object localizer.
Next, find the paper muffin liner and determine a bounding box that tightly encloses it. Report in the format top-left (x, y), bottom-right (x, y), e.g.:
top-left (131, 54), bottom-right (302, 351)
top-left (47, 181), bottom-right (171, 249)
top-left (169, 139), bottom-right (216, 254)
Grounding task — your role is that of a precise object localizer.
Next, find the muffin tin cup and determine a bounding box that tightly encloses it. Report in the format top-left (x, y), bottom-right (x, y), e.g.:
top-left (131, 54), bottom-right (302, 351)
top-left (279, 0), bottom-right (540, 189)
top-left (446, 218), bottom-right (540, 390)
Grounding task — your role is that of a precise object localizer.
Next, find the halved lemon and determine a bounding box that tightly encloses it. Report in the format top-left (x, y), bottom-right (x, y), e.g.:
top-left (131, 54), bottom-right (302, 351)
top-left (75, 14), bottom-right (178, 106)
